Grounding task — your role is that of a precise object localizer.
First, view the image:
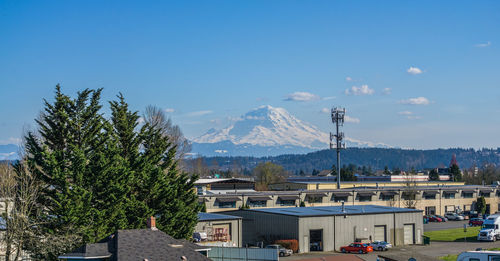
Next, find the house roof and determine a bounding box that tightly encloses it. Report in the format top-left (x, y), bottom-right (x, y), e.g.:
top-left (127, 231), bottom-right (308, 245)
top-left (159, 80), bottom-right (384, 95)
top-left (60, 228), bottom-right (210, 261)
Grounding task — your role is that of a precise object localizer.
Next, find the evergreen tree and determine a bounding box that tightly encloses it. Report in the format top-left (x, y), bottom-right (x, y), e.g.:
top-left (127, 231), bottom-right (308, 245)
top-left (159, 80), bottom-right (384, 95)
top-left (476, 196), bottom-right (486, 214)
top-left (450, 164), bottom-right (462, 182)
top-left (23, 86), bottom-right (200, 259)
top-left (429, 168), bottom-right (439, 181)
top-left (383, 166), bottom-right (391, 175)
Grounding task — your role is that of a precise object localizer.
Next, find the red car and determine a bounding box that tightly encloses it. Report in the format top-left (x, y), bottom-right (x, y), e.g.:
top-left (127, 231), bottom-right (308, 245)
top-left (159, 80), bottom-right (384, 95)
top-left (428, 215), bottom-right (443, 222)
top-left (340, 243), bottom-right (373, 254)
top-left (469, 218), bottom-right (484, 226)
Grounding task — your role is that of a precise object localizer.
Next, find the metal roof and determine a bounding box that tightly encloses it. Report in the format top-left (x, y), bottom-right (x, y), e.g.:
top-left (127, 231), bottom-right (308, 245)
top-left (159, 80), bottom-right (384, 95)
top-left (247, 205), bottom-right (421, 217)
top-left (198, 212), bottom-right (241, 221)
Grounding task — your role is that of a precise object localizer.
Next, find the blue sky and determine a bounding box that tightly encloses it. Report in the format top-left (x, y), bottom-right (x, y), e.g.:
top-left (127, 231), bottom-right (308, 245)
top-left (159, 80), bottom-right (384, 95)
top-left (1, 0), bottom-right (499, 149)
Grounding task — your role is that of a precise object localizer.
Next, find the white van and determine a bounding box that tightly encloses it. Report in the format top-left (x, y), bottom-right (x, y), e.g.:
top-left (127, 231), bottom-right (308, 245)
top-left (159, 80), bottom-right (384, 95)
top-left (478, 215), bottom-right (500, 241)
top-left (457, 251), bottom-right (500, 261)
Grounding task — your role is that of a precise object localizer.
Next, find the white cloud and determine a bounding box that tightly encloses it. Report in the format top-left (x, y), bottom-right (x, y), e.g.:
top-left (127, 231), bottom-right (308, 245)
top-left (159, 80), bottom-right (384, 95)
top-left (407, 66), bottom-right (423, 75)
top-left (345, 116), bottom-right (360, 123)
top-left (322, 96), bottom-right (336, 100)
top-left (399, 97), bottom-right (430, 105)
top-left (284, 92), bottom-right (320, 102)
top-left (320, 108), bottom-right (330, 114)
top-left (344, 85), bottom-right (374, 96)
top-left (187, 110), bottom-right (213, 117)
top-left (475, 41), bottom-right (491, 48)
top-left (164, 108), bottom-right (175, 113)
top-left (398, 111), bottom-right (413, 115)
top-left (382, 88), bottom-right (392, 95)
top-left (0, 137), bottom-right (22, 145)
top-left (398, 111), bottom-right (422, 119)
top-left (345, 76), bottom-right (353, 82)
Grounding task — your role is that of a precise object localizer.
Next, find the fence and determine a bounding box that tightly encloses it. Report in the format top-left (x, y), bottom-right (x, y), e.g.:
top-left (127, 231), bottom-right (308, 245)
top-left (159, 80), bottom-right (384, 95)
top-left (207, 246), bottom-right (278, 261)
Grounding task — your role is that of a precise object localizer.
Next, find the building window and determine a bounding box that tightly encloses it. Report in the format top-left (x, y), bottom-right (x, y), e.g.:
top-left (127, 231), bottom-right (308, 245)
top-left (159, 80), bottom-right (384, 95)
top-left (218, 201), bottom-right (236, 208)
top-left (333, 196), bottom-right (348, 202)
top-left (481, 192), bottom-right (491, 198)
top-left (443, 193), bottom-right (455, 199)
top-left (358, 196), bottom-right (372, 202)
top-left (424, 194), bottom-right (436, 200)
top-left (279, 200), bottom-right (296, 206)
top-left (462, 192), bottom-right (473, 198)
top-left (307, 196), bottom-right (323, 203)
top-left (425, 206), bottom-right (436, 215)
top-left (381, 195), bottom-right (394, 201)
top-left (248, 200), bottom-right (267, 207)
top-left (402, 193), bottom-right (416, 201)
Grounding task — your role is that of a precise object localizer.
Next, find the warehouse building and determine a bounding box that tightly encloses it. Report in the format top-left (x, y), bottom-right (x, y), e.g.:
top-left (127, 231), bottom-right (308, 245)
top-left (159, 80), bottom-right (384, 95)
top-left (225, 205), bottom-right (423, 253)
top-left (194, 212), bottom-right (242, 247)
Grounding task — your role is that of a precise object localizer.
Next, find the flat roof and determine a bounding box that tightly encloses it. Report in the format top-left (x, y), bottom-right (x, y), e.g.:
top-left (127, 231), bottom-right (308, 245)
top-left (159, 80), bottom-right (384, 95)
top-left (195, 178), bottom-right (254, 185)
top-left (247, 205), bottom-right (421, 217)
top-left (198, 212), bottom-right (242, 221)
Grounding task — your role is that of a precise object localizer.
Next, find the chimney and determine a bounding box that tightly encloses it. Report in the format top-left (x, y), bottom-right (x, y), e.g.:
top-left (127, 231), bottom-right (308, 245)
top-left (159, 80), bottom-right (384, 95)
top-left (147, 216), bottom-right (157, 230)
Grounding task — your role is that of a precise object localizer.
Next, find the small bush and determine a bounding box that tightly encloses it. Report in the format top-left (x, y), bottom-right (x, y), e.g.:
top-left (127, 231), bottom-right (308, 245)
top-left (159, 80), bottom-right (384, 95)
top-left (275, 239), bottom-right (299, 253)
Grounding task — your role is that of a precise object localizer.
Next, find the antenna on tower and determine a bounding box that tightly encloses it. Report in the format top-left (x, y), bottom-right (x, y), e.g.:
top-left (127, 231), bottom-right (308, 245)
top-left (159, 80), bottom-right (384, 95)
top-left (330, 107), bottom-right (346, 189)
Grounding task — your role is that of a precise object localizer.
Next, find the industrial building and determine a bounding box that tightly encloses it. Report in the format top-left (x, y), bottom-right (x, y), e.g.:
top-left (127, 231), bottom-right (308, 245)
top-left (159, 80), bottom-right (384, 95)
top-left (225, 205), bottom-right (423, 253)
top-left (269, 179), bottom-right (464, 191)
top-left (195, 212), bottom-right (243, 247)
top-left (194, 178), bottom-right (255, 195)
top-left (199, 185), bottom-right (500, 215)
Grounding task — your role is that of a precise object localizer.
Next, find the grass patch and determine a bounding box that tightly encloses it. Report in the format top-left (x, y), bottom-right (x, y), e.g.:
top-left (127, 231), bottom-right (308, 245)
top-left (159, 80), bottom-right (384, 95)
top-left (424, 226), bottom-right (481, 242)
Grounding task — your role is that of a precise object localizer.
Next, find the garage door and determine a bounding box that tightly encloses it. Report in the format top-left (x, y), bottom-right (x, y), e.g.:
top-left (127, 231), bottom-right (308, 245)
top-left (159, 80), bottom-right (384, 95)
top-left (403, 224), bottom-right (414, 245)
top-left (374, 225), bottom-right (386, 242)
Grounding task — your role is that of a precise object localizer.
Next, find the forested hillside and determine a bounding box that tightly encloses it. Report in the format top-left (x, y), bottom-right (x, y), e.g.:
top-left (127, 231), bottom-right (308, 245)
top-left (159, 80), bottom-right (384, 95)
top-left (186, 147), bottom-right (500, 174)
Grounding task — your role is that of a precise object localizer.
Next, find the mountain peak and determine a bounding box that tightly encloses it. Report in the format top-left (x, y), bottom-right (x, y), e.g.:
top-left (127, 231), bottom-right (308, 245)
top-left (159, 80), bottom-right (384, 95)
top-left (194, 106), bottom-right (328, 148)
top-left (191, 106), bottom-right (391, 156)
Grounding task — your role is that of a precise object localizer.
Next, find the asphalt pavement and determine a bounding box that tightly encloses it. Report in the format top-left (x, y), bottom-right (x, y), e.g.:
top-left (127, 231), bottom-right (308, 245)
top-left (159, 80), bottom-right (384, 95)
top-left (282, 241), bottom-right (500, 261)
top-left (424, 220), bottom-right (469, 232)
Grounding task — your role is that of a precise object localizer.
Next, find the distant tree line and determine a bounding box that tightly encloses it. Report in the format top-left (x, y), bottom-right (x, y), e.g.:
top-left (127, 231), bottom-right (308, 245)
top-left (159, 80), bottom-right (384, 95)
top-left (185, 147), bottom-right (500, 175)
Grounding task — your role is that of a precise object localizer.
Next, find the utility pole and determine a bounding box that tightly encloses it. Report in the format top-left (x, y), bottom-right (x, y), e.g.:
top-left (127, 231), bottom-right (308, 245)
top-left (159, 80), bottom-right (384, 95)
top-left (330, 107), bottom-right (345, 189)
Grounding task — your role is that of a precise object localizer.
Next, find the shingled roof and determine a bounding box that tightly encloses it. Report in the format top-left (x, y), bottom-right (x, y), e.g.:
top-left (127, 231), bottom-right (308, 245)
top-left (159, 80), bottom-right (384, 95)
top-left (60, 218), bottom-right (210, 261)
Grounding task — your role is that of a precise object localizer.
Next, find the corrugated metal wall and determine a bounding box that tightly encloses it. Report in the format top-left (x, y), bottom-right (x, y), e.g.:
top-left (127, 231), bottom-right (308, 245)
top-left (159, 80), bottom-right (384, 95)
top-left (207, 247), bottom-right (278, 261)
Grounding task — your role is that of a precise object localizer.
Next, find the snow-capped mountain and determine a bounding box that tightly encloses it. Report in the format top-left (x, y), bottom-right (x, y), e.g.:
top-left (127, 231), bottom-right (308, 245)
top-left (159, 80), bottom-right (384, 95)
top-left (191, 105), bottom-right (391, 157)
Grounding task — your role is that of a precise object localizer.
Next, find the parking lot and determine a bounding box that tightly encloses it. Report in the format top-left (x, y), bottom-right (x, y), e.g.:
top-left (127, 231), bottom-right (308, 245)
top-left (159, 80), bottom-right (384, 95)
top-left (281, 219), bottom-right (492, 260)
top-left (424, 220), bottom-right (469, 231)
top-left (281, 240), bottom-right (500, 261)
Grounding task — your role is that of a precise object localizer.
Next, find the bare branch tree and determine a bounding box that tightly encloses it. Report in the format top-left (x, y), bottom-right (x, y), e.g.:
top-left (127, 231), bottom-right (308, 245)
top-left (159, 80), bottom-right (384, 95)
top-left (143, 105), bottom-right (192, 160)
top-left (402, 171), bottom-right (420, 209)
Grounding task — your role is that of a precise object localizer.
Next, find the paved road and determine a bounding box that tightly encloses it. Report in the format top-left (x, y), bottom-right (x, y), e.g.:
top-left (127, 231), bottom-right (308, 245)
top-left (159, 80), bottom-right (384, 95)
top-left (281, 241), bottom-right (500, 261)
top-left (424, 220), bottom-right (469, 231)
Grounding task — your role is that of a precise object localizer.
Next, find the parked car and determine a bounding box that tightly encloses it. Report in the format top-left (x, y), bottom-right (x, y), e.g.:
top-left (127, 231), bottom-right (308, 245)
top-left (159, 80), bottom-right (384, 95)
top-left (436, 215), bottom-right (448, 222)
top-left (428, 215), bottom-right (443, 222)
top-left (423, 216), bottom-right (429, 224)
top-left (370, 241), bottom-right (392, 251)
top-left (340, 243), bottom-right (373, 254)
top-left (465, 211), bottom-right (479, 219)
top-left (265, 244), bottom-right (293, 257)
top-left (445, 213), bottom-right (465, 221)
top-left (469, 218), bottom-right (484, 226)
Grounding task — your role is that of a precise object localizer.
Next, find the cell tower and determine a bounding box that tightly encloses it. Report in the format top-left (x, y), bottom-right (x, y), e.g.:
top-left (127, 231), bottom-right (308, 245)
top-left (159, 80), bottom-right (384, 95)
top-left (330, 107), bottom-right (346, 189)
